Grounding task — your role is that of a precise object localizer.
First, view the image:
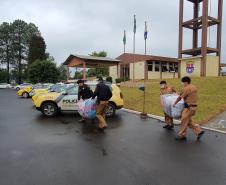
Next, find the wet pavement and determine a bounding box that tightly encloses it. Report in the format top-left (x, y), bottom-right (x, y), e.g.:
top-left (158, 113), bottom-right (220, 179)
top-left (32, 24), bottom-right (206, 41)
top-left (0, 89), bottom-right (226, 185)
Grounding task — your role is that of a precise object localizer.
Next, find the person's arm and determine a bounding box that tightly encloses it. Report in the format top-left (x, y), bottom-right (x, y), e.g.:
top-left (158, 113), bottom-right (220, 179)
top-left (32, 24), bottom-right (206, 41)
top-left (92, 85), bottom-right (99, 99)
top-left (173, 88), bottom-right (188, 107)
top-left (173, 96), bottom-right (182, 107)
top-left (78, 87), bottom-right (82, 100)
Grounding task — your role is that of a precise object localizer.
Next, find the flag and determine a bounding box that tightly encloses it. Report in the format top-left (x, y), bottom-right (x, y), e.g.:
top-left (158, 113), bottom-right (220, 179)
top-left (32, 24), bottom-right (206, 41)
top-left (144, 21), bottom-right (148, 40)
top-left (123, 30), bottom-right (126, 45)
top-left (133, 14), bottom-right (136, 33)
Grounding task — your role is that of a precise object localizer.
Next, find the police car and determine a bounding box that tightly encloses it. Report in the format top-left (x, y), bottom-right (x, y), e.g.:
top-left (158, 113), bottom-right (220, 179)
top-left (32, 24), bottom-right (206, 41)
top-left (33, 82), bottom-right (124, 118)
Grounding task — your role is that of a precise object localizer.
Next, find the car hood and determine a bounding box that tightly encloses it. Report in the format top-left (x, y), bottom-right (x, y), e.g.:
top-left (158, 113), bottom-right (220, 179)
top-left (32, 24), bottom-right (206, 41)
top-left (37, 92), bottom-right (61, 100)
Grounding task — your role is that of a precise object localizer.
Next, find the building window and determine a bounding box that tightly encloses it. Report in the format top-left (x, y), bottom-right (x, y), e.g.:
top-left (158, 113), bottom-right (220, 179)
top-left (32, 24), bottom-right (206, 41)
top-left (148, 62), bottom-right (153, 71)
top-left (169, 63), bottom-right (178, 72)
top-left (169, 63), bottom-right (174, 72)
top-left (174, 64), bottom-right (178, 72)
top-left (161, 63), bottom-right (168, 72)
top-left (155, 62), bottom-right (160, 72)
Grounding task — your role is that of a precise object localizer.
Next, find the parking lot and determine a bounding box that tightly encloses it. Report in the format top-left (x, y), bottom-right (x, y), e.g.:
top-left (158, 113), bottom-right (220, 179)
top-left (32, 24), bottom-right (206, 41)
top-left (1, 89), bottom-right (226, 185)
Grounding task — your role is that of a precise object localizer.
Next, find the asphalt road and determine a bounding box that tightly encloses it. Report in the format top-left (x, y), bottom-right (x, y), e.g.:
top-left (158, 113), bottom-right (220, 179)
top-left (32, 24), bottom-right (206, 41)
top-left (0, 89), bottom-right (226, 185)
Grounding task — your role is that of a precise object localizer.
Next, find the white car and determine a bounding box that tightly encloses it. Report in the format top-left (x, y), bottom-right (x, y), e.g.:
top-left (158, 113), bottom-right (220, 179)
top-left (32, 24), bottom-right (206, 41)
top-left (0, 83), bottom-right (11, 89)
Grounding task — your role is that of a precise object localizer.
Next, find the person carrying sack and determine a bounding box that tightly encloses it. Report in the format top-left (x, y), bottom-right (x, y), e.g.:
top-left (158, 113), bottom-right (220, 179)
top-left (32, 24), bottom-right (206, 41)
top-left (92, 77), bottom-right (112, 132)
top-left (77, 79), bottom-right (94, 122)
top-left (173, 76), bottom-right (205, 141)
top-left (160, 80), bottom-right (176, 130)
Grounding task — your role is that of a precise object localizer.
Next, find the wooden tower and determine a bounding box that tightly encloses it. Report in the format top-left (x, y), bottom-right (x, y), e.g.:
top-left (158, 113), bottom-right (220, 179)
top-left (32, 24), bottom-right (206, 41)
top-left (178, 0), bottom-right (223, 77)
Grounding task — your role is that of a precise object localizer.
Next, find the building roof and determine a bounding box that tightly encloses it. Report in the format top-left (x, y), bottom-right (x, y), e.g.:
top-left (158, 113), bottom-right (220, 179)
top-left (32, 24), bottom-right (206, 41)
top-left (116, 53), bottom-right (178, 64)
top-left (64, 54), bottom-right (120, 66)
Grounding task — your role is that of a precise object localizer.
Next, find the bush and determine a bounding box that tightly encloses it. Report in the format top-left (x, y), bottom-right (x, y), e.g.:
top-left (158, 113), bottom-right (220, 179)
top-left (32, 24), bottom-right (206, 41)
top-left (0, 69), bottom-right (8, 83)
top-left (28, 59), bottom-right (59, 83)
top-left (115, 78), bottom-right (123, 83)
top-left (125, 77), bottom-right (130, 81)
top-left (106, 76), bottom-right (112, 83)
top-left (115, 77), bottom-right (130, 83)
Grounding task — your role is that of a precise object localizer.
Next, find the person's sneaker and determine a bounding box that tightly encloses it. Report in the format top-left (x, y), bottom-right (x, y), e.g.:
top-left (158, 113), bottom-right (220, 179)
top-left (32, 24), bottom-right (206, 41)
top-left (175, 136), bottom-right (187, 141)
top-left (78, 119), bottom-right (86, 123)
top-left (98, 127), bottom-right (105, 133)
top-left (197, 131), bottom-right (205, 141)
top-left (163, 125), bottom-right (169, 129)
top-left (167, 125), bottom-right (174, 130)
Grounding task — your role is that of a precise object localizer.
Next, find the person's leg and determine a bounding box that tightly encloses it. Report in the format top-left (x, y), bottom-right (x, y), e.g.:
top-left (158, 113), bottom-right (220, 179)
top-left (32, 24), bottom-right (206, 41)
top-left (177, 109), bottom-right (190, 138)
top-left (96, 101), bottom-right (107, 129)
top-left (78, 117), bottom-right (86, 123)
top-left (167, 116), bottom-right (174, 129)
top-left (163, 113), bottom-right (173, 128)
top-left (187, 107), bottom-right (204, 140)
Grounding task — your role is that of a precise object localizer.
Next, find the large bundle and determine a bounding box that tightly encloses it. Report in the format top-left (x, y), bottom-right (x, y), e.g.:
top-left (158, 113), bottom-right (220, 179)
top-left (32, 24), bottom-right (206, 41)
top-left (77, 98), bottom-right (96, 119)
top-left (161, 94), bottom-right (184, 119)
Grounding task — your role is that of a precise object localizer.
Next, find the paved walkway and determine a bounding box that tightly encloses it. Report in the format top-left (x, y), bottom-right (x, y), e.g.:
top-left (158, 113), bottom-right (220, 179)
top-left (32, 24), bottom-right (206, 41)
top-left (203, 111), bottom-right (226, 132)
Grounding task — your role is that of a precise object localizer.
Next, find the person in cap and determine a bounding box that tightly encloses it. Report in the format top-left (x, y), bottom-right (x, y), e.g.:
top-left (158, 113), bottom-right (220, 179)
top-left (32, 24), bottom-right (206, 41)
top-left (92, 77), bottom-right (112, 132)
top-left (173, 76), bottom-right (205, 141)
top-left (77, 79), bottom-right (94, 122)
top-left (160, 80), bottom-right (177, 130)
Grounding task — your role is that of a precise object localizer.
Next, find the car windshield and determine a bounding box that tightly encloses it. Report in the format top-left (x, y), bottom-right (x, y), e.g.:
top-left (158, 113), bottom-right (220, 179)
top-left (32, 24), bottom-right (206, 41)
top-left (64, 85), bottom-right (78, 95)
top-left (54, 85), bottom-right (68, 93)
top-left (33, 84), bottom-right (43, 89)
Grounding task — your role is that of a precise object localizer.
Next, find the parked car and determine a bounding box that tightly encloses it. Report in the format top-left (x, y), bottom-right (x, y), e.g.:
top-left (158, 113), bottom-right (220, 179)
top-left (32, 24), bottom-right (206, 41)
top-left (17, 84), bottom-right (53, 98)
top-left (33, 82), bottom-right (124, 118)
top-left (0, 83), bottom-right (11, 89)
top-left (15, 83), bottom-right (32, 91)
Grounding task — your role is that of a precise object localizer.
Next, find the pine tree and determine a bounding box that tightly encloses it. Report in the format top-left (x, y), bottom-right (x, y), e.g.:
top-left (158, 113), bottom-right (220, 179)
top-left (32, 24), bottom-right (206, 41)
top-left (28, 35), bottom-right (47, 65)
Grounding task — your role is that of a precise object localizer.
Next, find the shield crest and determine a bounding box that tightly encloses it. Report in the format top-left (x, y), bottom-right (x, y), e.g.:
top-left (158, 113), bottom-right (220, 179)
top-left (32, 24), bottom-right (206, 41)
top-left (186, 62), bottom-right (194, 74)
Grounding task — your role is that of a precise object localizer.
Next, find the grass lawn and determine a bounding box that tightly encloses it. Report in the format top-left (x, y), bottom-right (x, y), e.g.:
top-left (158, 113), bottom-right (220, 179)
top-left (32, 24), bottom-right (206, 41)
top-left (120, 77), bottom-right (226, 124)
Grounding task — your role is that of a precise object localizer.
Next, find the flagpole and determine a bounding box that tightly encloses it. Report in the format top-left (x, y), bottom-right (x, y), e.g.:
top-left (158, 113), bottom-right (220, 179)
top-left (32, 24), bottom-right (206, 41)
top-left (141, 21), bottom-right (148, 119)
top-left (133, 15), bottom-right (136, 81)
top-left (123, 30), bottom-right (126, 82)
top-left (145, 22), bottom-right (147, 55)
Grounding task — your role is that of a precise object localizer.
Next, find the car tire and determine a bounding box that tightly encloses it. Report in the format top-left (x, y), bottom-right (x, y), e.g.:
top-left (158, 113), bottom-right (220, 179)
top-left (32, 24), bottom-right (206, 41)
top-left (22, 92), bottom-right (29, 98)
top-left (16, 87), bottom-right (20, 91)
top-left (105, 103), bottom-right (116, 118)
top-left (41, 102), bottom-right (58, 117)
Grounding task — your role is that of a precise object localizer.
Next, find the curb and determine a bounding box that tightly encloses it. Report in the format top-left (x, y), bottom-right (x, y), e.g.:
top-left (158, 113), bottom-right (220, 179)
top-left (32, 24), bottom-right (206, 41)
top-left (121, 108), bottom-right (226, 134)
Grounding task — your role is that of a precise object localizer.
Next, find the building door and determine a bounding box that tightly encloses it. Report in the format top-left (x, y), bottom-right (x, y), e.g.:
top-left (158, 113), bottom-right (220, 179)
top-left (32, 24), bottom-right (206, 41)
top-left (121, 64), bottom-right (130, 80)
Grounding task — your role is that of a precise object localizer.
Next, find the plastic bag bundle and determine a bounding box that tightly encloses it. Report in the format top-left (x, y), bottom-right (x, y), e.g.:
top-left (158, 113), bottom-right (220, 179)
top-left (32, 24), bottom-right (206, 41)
top-left (161, 94), bottom-right (184, 119)
top-left (77, 98), bottom-right (96, 119)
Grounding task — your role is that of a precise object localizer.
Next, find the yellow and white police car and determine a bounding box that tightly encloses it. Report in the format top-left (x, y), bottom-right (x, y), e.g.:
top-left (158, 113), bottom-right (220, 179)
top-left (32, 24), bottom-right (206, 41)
top-left (33, 82), bottom-right (124, 118)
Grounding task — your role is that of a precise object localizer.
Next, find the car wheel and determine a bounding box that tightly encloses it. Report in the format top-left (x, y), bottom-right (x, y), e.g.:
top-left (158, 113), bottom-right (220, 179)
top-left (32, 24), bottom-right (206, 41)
top-left (105, 103), bottom-right (116, 118)
top-left (41, 102), bottom-right (58, 117)
top-left (16, 87), bottom-right (20, 91)
top-left (22, 92), bottom-right (29, 98)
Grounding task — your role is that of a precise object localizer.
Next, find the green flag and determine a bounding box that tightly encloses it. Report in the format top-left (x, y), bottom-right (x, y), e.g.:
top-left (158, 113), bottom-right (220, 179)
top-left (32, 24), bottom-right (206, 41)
top-left (133, 14), bottom-right (136, 33)
top-left (123, 30), bottom-right (126, 45)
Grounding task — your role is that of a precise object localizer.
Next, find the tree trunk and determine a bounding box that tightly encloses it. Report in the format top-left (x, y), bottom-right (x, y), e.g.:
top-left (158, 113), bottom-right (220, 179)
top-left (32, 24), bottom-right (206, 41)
top-left (6, 46), bottom-right (10, 84)
top-left (18, 49), bottom-right (22, 84)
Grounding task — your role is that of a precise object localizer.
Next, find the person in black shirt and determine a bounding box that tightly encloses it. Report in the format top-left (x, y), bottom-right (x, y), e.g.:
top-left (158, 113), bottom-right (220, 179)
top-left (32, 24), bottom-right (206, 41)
top-left (77, 79), bottom-right (93, 122)
top-left (92, 77), bottom-right (112, 131)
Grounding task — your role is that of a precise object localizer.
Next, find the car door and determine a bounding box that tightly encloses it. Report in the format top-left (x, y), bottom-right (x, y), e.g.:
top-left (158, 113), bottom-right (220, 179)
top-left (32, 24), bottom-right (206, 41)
top-left (58, 86), bottom-right (79, 111)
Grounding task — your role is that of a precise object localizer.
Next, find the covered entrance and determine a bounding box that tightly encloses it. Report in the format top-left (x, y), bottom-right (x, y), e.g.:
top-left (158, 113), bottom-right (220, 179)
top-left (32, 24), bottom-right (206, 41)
top-left (63, 54), bottom-right (120, 80)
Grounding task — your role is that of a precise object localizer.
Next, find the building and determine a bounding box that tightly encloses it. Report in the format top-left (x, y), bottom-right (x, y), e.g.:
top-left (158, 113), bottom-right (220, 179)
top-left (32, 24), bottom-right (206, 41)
top-left (109, 53), bottom-right (179, 80)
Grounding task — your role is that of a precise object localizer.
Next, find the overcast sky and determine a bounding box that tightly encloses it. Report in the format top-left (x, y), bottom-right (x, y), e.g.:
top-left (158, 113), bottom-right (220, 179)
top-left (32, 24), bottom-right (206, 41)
top-left (0, 0), bottom-right (225, 65)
